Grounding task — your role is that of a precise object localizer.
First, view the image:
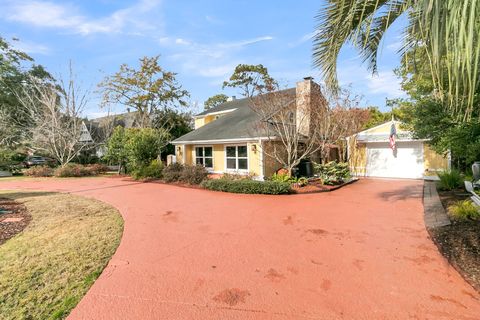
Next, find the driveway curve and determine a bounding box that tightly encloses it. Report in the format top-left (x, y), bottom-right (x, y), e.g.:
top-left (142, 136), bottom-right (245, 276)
top-left (1, 177), bottom-right (479, 319)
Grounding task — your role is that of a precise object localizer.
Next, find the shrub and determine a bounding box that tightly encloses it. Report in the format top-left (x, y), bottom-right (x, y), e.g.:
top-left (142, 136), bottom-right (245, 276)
top-left (132, 160), bottom-right (163, 180)
top-left (313, 161), bottom-right (350, 185)
top-left (125, 128), bottom-right (170, 170)
top-left (180, 165), bottom-right (209, 185)
top-left (24, 165), bottom-right (54, 177)
top-left (270, 172), bottom-right (291, 183)
top-left (202, 179), bottom-right (291, 195)
top-left (54, 164), bottom-right (92, 177)
top-left (86, 163), bottom-right (109, 175)
top-left (221, 172), bottom-right (254, 181)
top-left (438, 169), bottom-right (463, 190)
top-left (448, 200), bottom-right (480, 220)
top-left (162, 163), bottom-right (184, 182)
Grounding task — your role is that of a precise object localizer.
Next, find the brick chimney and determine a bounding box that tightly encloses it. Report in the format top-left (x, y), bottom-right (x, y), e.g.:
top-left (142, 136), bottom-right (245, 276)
top-left (296, 77), bottom-right (322, 137)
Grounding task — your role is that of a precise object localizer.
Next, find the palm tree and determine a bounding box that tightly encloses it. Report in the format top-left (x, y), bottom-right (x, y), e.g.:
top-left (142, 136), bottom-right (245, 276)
top-left (313, 0), bottom-right (480, 121)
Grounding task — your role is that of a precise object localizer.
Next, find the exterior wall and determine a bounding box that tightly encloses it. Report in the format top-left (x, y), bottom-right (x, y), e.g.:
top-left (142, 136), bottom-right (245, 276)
top-left (365, 121), bottom-right (408, 134)
top-left (347, 137), bottom-right (367, 176)
top-left (262, 141), bottom-right (287, 178)
top-left (194, 115), bottom-right (216, 129)
top-left (423, 144), bottom-right (449, 174)
top-left (247, 142), bottom-right (262, 177)
top-left (175, 143), bottom-right (263, 178)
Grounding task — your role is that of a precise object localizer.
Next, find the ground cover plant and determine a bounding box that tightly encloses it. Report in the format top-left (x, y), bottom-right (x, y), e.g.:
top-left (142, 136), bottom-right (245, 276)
top-left (202, 178), bottom-right (291, 195)
top-left (0, 191), bottom-right (123, 319)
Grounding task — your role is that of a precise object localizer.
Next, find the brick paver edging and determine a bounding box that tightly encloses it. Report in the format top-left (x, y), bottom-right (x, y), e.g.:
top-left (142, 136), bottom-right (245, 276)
top-left (423, 181), bottom-right (451, 228)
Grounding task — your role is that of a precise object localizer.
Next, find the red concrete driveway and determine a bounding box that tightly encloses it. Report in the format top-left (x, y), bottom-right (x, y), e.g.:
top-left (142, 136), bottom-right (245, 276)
top-left (1, 177), bottom-right (479, 319)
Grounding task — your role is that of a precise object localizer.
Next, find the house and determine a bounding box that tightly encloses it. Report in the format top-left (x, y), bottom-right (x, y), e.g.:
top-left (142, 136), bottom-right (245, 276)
top-left (172, 77), bottom-right (324, 179)
top-left (347, 121), bottom-right (450, 179)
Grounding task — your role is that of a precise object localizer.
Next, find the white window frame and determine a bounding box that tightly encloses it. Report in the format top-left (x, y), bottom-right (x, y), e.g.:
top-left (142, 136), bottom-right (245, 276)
top-left (224, 145), bottom-right (249, 173)
top-left (195, 145), bottom-right (214, 169)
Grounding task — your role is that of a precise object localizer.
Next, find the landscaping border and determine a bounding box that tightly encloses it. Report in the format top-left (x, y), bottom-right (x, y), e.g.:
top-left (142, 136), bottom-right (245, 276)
top-left (423, 181), bottom-right (451, 228)
top-left (423, 181), bottom-right (480, 293)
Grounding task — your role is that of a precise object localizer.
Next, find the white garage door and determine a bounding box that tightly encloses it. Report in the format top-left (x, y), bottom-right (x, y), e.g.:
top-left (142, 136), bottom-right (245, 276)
top-left (366, 141), bottom-right (424, 179)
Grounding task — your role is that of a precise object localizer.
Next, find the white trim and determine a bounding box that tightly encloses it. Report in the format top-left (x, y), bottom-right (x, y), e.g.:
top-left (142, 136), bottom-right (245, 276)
top-left (194, 145), bottom-right (214, 169)
top-left (172, 137), bottom-right (273, 145)
top-left (193, 109), bottom-right (237, 119)
top-left (259, 140), bottom-right (264, 180)
top-left (224, 144), bottom-right (249, 173)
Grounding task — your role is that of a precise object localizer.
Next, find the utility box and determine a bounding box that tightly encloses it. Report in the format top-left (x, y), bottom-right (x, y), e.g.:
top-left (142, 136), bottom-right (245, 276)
top-left (167, 155), bottom-right (176, 166)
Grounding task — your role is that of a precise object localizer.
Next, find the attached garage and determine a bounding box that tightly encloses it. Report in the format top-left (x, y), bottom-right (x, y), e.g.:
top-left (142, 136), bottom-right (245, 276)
top-left (348, 121), bottom-right (450, 179)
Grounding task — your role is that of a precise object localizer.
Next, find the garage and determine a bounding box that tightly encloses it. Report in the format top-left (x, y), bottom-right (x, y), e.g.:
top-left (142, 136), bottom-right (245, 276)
top-left (348, 121), bottom-right (450, 179)
top-left (365, 141), bottom-right (424, 179)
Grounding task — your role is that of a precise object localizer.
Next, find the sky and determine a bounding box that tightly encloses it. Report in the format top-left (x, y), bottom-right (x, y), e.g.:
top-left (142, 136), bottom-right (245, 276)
top-left (0, 0), bottom-right (406, 118)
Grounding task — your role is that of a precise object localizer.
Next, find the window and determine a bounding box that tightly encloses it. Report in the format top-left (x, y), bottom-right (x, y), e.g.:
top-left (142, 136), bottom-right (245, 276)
top-left (195, 146), bottom-right (213, 168)
top-left (226, 145), bottom-right (248, 171)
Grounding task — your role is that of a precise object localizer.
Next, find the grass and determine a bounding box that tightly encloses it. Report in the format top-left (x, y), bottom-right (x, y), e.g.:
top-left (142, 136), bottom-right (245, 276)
top-left (0, 191), bottom-right (123, 320)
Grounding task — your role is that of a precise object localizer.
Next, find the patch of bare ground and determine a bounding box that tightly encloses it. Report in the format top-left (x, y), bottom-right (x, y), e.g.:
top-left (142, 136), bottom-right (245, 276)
top-left (0, 197), bottom-right (31, 245)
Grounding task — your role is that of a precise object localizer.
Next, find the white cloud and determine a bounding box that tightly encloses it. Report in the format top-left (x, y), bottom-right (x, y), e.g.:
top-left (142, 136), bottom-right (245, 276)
top-left (365, 71), bottom-right (404, 98)
top-left (162, 36), bottom-right (274, 79)
top-left (288, 30), bottom-right (319, 47)
top-left (12, 40), bottom-right (51, 55)
top-left (386, 41), bottom-right (402, 52)
top-left (2, 0), bottom-right (163, 36)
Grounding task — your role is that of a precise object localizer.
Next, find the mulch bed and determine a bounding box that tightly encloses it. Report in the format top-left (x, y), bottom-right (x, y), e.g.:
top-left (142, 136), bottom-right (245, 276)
top-left (0, 197), bottom-right (31, 245)
top-left (430, 188), bottom-right (480, 292)
top-left (293, 178), bottom-right (358, 194)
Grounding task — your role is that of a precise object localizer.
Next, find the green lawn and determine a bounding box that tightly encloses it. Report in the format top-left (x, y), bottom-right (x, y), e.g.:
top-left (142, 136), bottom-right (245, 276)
top-left (0, 191), bottom-right (123, 319)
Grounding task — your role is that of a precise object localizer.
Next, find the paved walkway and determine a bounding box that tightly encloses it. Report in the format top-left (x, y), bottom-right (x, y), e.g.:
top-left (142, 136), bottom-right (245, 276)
top-left (1, 177), bottom-right (479, 319)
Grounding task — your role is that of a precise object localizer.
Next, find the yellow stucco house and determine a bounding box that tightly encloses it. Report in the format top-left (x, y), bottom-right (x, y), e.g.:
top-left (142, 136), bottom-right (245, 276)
top-left (172, 77), bottom-right (320, 180)
top-left (347, 121), bottom-right (450, 179)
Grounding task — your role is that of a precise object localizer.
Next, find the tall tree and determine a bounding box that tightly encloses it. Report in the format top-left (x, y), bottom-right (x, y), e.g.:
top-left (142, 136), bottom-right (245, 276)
top-left (0, 37), bottom-right (54, 145)
top-left (204, 93), bottom-right (229, 110)
top-left (14, 65), bottom-right (92, 166)
top-left (98, 55), bottom-right (189, 128)
top-left (313, 0), bottom-right (480, 121)
top-left (223, 64), bottom-right (277, 97)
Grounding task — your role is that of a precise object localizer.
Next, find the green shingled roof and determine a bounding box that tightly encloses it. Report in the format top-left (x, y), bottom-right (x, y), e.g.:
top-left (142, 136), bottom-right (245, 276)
top-left (173, 89), bottom-right (295, 143)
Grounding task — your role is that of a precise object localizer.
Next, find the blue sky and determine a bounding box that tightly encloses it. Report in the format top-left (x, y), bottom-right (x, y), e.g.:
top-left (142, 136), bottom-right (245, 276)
top-left (0, 0), bottom-right (406, 118)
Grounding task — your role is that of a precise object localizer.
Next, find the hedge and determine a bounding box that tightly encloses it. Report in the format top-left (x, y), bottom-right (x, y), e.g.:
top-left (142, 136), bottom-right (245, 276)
top-left (201, 179), bottom-right (291, 195)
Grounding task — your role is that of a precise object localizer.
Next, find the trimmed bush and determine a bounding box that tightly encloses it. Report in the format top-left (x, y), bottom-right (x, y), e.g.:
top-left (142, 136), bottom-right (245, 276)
top-left (438, 169), bottom-right (463, 190)
top-left (448, 200), bottom-right (480, 220)
top-left (202, 179), bottom-right (291, 195)
top-left (162, 163), bottom-right (184, 182)
top-left (54, 164), bottom-right (92, 177)
top-left (24, 165), bottom-right (54, 177)
top-left (180, 165), bottom-right (208, 185)
top-left (86, 163), bottom-right (109, 175)
top-left (132, 160), bottom-right (163, 180)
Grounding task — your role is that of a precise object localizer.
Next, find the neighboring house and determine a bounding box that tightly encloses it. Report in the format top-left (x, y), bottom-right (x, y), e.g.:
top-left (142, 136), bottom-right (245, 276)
top-left (347, 121), bottom-right (450, 179)
top-left (172, 77), bottom-right (323, 180)
top-left (80, 112), bottom-right (139, 157)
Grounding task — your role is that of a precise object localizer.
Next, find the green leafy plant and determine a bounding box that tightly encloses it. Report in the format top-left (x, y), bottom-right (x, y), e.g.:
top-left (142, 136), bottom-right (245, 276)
top-left (202, 179), bottom-right (291, 195)
top-left (24, 165), bottom-right (54, 177)
top-left (132, 160), bottom-right (163, 180)
top-left (270, 172), bottom-right (291, 183)
top-left (448, 200), bottom-right (480, 220)
top-left (180, 165), bottom-right (209, 185)
top-left (162, 163), bottom-right (184, 182)
top-left (297, 177), bottom-right (309, 187)
top-left (437, 169), bottom-right (463, 191)
top-left (313, 161), bottom-right (350, 185)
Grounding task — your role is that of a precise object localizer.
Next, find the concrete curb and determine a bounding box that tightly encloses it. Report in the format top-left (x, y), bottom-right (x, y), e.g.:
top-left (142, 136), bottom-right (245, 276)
top-left (423, 181), bottom-right (451, 228)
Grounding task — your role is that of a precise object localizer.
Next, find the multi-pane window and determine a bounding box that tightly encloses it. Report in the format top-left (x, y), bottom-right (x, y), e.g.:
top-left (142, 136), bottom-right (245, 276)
top-left (226, 145), bottom-right (248, 171)
top-left (195, 146), bottom-right (213, 168)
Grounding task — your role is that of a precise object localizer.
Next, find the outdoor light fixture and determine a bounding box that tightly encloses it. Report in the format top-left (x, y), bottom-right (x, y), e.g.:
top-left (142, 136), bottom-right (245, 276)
top-left (251, 145), bottom-right (257, 153)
